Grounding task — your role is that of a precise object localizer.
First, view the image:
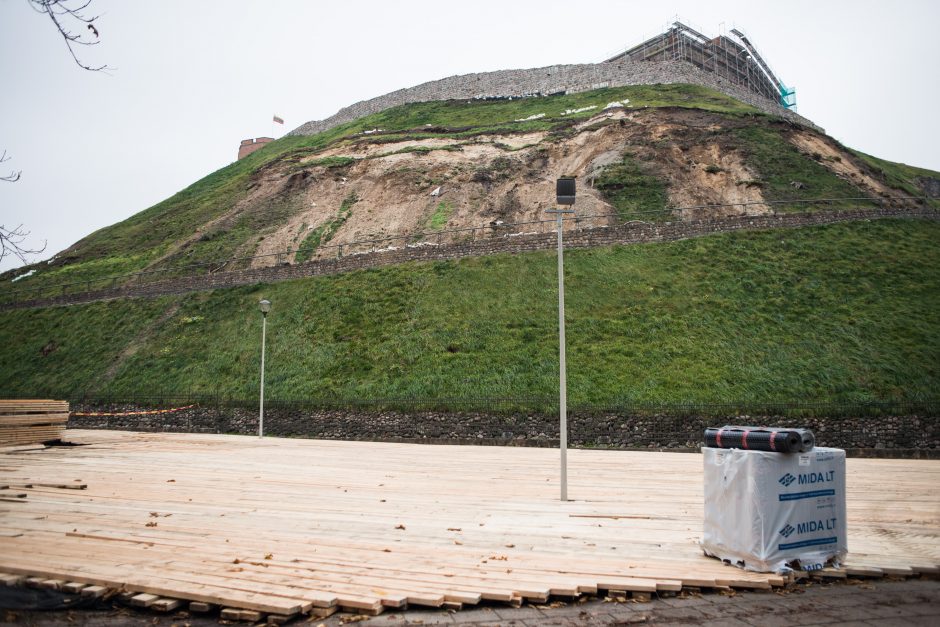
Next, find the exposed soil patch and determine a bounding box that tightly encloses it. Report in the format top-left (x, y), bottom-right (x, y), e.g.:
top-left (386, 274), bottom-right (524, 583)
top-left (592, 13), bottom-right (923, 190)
top-left (789, 130), bottom-right (902, 200)
top-left (673, 142), bottom-right (768, 217)
top-left (155, 107), bottom-right (920, 270)
top-left (249, 125), bottom-right (628, 266)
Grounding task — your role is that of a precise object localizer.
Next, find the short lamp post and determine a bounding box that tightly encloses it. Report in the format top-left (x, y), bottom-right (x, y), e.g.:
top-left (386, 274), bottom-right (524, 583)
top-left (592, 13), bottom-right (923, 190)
top-left (547, 177), bottom-right (576, 502)
top-left (258, 299), bottom-right (271, 438)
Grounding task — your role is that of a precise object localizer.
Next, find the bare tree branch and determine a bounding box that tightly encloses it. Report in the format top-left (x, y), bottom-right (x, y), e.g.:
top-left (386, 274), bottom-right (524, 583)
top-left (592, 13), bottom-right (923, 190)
top-left (1, 224), bottom-right (47, 265)
top-left (0, 150), bottom-right (21, 183)
top-left (28, 0), bottom-right (111, 72)
top-left (2, 2), bottom-right (108, 268)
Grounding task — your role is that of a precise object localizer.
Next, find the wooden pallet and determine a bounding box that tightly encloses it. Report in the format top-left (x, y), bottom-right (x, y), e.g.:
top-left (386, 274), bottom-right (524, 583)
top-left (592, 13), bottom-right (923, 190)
top-left (0, 400), bottom-right (69, 446)
top-left (0, 429), bottom-right (936, 620)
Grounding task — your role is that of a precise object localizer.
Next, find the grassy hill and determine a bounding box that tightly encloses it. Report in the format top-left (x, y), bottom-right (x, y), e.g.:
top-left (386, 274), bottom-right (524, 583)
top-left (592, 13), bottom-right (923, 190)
top-left (1, 83), bottom-right (938, 409)
top-left (2, 219), bottom-right (937, 406)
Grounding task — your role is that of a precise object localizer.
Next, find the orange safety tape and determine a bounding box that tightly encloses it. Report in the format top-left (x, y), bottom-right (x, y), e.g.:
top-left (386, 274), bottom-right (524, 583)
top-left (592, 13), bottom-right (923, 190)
top-left (71, 404), bottom-right (197, 417)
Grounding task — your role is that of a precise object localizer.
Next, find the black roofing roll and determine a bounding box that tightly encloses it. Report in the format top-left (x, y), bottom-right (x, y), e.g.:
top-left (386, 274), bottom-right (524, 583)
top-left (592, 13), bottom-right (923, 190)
top-left (792, 428), bottom-right (816, 452)
top-left (704, 426), bottom-right (814, 453)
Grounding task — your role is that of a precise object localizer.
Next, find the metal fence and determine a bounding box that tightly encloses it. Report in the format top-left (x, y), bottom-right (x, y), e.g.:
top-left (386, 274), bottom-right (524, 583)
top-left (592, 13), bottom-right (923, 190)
top-left (5, 196), bottom-right (931, 305)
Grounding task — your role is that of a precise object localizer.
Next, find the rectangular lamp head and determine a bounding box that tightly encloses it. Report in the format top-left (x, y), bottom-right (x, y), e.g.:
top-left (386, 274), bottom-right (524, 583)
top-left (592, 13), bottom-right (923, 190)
top-left (556, 177), bottom-right (576, 205)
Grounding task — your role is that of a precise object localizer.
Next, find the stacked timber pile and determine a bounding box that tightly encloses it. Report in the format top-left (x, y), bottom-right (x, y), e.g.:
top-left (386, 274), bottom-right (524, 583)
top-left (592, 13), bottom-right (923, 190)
top-left (0, 400), bottom-right (69, 446)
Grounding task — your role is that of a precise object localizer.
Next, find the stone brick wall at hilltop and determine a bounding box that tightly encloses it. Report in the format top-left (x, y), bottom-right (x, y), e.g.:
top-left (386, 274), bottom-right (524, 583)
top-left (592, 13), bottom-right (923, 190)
top-left (290, 60), bottom-right (823, 137)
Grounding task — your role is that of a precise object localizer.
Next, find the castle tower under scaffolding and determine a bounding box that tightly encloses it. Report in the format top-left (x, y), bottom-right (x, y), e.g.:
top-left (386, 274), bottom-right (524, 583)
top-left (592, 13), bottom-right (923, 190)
top-left (605, 21), bottom-right (797, 110)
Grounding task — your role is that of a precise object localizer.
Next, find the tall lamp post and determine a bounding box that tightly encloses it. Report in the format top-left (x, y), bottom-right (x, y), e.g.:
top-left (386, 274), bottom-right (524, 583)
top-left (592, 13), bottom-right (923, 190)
top-left (258, 299), bottom-right (271, 438)
top-left (547, 177), bottom-right (575, 502)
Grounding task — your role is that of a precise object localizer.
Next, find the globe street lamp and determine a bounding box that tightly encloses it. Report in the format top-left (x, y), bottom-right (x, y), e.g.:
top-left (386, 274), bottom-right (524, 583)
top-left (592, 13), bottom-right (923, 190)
top-left (547, 177), bottom-right (575, 502)
top-left (258, 299), bottom-right (271, 438)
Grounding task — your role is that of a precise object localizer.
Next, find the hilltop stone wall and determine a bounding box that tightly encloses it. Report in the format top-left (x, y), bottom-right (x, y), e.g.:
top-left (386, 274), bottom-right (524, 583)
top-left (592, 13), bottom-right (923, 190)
top-left (5, 208), bottom-right (935, 310)
top-left (290, 60), bottom-right (823, 137)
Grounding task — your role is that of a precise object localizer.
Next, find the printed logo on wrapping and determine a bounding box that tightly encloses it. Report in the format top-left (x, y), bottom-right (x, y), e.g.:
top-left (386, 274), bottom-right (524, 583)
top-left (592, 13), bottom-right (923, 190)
top-left (779, 523), bottom-right (795, 538)
top-left (778, 473), bottom-right (796, 487)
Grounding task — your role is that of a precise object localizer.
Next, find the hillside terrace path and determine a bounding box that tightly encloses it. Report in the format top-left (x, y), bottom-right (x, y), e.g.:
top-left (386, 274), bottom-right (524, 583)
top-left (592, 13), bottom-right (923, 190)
top-left (3, 206), bottom-right (936, 311)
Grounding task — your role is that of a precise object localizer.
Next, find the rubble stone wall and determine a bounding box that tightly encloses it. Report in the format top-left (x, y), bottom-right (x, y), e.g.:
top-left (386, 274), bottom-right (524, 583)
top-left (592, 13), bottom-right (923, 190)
top-left (289, 60), bottom-right (822, 137)
top-left (68, 403), bottom-right (939, 457)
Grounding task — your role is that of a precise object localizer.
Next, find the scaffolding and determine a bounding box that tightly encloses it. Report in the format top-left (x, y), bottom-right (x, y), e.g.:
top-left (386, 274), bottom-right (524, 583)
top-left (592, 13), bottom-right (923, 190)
top-left (605, 21), bottom-right (796, 110)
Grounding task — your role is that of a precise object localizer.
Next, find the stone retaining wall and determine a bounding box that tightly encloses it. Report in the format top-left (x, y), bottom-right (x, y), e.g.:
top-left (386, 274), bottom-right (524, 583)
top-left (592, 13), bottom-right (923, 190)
top-left (6, 208), bottom-right (936, 310)
top-left (67, 403), bottom-right (939, 457)
top-left (289, 60), bottom-right (823, 137)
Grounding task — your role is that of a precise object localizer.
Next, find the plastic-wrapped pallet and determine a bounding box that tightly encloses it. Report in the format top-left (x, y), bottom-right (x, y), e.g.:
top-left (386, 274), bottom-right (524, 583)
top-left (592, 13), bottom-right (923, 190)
top-left (702, 446), bottom-right (847, 573)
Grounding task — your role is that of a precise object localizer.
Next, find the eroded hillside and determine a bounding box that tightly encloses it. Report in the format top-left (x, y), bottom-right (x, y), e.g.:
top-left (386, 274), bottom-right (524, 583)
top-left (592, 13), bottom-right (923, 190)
top-left (5, 84), bottom-right (937, 291)
top-left (232, 107), bottom-right (924, 270)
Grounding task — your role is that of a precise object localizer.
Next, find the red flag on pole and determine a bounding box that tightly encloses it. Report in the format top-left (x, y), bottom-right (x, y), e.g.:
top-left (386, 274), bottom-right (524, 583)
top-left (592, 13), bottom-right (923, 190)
top-left (273, 115), bottom-right (284, 125)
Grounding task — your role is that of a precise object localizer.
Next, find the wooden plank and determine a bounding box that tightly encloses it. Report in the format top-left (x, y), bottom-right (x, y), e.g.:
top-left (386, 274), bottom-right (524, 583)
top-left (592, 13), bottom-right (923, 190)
top-left (0, 573), bottom-right (25, 587)
top-left (843, 565), bottom-right (883, 577)
top-left (0, 428), bottom-right (65, 446)
top-left (221, 608), bottom-right (265, 622)
top-left (0, 417), bottom-right (69, 427)
top-left (309, 606), bottom-right (339, 618)
top-left (130, 592), bottom-right (161, 608)
top-left (0, 425), bottom-right (65, 432)
top-left (151, 598), bottom-right (183, 612)
top-left (0, 400), bottom-right (69, 414)
top-left (80, 585), bottom-right (108, 598)
top-left (0, 424), bottom-right (65, 430)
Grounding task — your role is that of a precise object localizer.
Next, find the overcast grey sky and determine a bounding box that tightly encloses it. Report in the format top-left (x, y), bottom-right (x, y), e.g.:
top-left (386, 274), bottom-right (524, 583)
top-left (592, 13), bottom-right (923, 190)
top-left (2, 0), bottom-right (938, 272)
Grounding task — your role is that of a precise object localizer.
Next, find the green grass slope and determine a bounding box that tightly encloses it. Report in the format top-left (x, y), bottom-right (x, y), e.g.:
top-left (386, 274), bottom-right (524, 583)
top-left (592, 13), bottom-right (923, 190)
top-left (2, 219), bottom-right (937, 406)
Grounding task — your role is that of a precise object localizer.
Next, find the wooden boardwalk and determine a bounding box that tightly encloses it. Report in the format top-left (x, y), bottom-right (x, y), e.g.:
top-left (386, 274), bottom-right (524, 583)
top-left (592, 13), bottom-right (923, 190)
top-left (0, 430), bottom-right (937, 618)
